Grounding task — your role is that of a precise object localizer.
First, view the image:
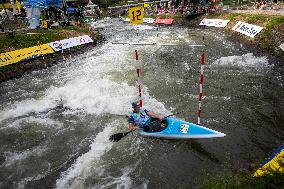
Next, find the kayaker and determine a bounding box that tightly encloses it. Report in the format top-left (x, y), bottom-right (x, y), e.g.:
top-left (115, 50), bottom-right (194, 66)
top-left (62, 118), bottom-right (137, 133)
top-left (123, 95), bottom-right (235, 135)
top-left (128, 101), bottom-right (163, 132)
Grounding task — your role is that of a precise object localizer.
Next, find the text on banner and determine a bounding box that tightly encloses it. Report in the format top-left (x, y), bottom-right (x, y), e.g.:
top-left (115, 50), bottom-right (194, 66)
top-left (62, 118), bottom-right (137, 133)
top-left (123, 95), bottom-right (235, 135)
top-left (0, 44), bottom-right (54, 67)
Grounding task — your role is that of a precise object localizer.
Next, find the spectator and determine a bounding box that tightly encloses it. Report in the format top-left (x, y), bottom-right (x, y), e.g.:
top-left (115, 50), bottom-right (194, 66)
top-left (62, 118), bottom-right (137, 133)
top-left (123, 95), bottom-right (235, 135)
top-left (178, 3), bottom-right (184, 14)
top-left (0, 15), bottom-right (4, 32)
top-left (0, 14), bottom-right (4, 32)
top-left (259, 1), bottom-right (268, 10)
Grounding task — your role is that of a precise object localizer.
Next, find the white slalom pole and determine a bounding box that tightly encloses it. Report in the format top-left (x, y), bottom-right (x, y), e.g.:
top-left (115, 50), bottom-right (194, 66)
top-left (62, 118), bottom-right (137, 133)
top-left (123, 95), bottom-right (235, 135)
top-left (59, 43), bottom-right (67, 64)
top-left (198, 50), bottom-right (205, 125)
top-left (135, 49), bottom-right (143, 108)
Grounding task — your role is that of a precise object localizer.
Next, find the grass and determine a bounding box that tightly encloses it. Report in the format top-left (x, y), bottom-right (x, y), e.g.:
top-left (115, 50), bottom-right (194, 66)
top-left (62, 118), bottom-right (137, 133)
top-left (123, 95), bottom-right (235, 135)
top-left (266, 16), bottom-right (284, 30)
top-left (202, 159), bottom-right (284, 189)
top-left (245, 14), bottom-right (268, 24)
top-left (202, 13), bottom-right (284, 55)
top-left (0, 25), bottom-right (96, 53)
top-left (0, 24), bottom-right (102, 81)
top-left (152, 11), bottom-right (283, 57)
top-left (64, 25), bottom-right (91, 34)
top-left (202, 171), bottom-right (284, 189)
top-left (0, 30), bottom-right (61, 53)
top-left (206, 12), bottom-right (219, 19)
top-left (226, 13), bottom-right (239, 20)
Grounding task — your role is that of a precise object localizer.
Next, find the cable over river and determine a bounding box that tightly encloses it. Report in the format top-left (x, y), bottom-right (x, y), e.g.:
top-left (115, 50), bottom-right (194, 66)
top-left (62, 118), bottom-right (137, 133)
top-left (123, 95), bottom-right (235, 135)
top-left (0, 18), bottom-right (283, 189)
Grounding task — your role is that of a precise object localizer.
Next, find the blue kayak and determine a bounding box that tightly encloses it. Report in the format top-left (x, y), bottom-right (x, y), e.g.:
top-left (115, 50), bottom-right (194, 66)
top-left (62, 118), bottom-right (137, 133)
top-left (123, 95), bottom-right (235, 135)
top-left (138, 117), bottom-right (226, 139)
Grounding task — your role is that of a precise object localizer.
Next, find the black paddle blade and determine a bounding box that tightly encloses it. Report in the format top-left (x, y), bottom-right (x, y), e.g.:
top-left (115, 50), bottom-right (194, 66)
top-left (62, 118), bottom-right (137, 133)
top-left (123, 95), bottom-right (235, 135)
top-left (109, 131), bottom-right (131, 142)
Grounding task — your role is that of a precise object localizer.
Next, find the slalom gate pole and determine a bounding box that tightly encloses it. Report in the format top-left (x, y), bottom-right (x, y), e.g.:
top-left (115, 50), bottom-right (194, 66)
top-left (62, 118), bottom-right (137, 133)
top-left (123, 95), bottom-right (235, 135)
top-left (135, 50), bottom-right (143, 108)
top-left (198, 50), bottom-right (205, 125)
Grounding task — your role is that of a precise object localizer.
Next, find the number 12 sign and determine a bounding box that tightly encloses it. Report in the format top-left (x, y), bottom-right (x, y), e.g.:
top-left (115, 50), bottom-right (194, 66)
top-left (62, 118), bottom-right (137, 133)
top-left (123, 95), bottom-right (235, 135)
top-left (128, 6), bottom-right (144, 24)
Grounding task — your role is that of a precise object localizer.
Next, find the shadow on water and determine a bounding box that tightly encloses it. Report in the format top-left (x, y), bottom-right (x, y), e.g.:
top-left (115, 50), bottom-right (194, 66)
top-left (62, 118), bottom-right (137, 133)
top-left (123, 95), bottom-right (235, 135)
top-left (146, 138), bottom-right (220, 163)
top-left (169, 140), bottom-right (220, 163)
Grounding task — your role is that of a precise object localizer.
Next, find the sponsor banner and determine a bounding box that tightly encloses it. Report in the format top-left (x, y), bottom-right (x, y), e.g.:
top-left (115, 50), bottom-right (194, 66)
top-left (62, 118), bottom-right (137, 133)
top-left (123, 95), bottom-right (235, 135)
top-left (199, 18), bottom-right (230, 27)
top-left (123, 18), bottom-right (130, 22)
top-left (76, 35), bottom-right (93, 45)
top-left (144, 3), bottom-right (150, 8)
top-left (49, 35), bottom-right (93, 52)
top-left (155, 18), bottom-right (174, 25)
top-left (232, 21), bottom-right (263, 38)
top-left (280, 43), bottom-right (284, 51)
top-left (49, 38), bottom-right (76, 51)
top-left (199, 18), bottom-right (207, 26)
top-left (0, 44), bottom-right (54, 67)
top-left (143, 18), bottom-right (155, 24)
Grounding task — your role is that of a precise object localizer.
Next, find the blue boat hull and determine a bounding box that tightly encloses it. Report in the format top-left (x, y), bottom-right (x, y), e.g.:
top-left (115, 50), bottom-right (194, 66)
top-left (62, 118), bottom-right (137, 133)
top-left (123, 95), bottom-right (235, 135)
top-left (138, 118), bottom-right (226, 139)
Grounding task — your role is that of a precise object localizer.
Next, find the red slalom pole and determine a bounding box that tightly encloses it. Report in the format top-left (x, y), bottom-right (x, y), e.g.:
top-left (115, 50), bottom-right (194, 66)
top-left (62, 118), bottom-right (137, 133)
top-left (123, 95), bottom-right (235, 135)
top-left (198, 50), bottom-right (205, 125)
top-left (135, 50), bottom-right (143, 108)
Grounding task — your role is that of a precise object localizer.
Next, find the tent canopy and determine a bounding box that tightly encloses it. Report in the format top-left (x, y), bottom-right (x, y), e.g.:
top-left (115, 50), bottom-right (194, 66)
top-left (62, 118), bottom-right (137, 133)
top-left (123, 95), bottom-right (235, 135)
top-left (66, 7), bottom-right (80, 13)
top-left (23, 0), bottom-right (63, 8)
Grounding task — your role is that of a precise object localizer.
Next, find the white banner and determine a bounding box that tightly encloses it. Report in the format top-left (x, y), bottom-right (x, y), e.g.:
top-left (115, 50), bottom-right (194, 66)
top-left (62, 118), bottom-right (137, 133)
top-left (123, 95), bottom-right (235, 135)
top-left (76, 35), bottom-right (93, 45)
top-left (280, 43), bottom-right (284, 51)
top-left (199, 18), bottom-right (230, 28)
top-left (232, 21), bottom-right (263, 38)
top-left (123, 18), bottom-right (130, 22)
top-left (49, 35), bottom-right (93, 51)
top-left (143, 18), bottom-right (155, 24)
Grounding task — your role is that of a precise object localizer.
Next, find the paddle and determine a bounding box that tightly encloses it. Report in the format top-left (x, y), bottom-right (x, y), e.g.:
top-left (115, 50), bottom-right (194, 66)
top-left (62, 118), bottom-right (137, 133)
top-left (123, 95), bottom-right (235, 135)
top-left (109, 111), bottom-right (183, 142)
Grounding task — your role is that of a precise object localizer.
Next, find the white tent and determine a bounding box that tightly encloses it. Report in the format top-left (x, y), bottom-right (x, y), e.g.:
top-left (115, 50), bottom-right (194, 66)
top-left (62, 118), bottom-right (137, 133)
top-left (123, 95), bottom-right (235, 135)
top-left (84, 0), bottom-right (99, 15)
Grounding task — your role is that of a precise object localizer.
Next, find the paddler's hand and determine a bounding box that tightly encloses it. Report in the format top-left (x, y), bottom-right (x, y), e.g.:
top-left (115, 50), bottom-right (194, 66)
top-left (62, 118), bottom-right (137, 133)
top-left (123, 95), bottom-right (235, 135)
top-left (128, 123), bottom-right (139, 131)
top-left (131, 126), bottom-right (139, 131)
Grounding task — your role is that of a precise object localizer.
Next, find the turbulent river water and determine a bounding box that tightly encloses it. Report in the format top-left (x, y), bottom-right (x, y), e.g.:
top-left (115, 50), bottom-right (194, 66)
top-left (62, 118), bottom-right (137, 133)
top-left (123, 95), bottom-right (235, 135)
top-left (0, 18), bottom-right (283, 189)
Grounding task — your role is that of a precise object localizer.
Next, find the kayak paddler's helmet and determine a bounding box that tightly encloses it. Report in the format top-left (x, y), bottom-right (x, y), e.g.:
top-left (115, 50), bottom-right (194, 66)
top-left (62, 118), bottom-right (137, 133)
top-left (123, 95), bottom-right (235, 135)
top-left (131, 101), bottom-right (140, 109)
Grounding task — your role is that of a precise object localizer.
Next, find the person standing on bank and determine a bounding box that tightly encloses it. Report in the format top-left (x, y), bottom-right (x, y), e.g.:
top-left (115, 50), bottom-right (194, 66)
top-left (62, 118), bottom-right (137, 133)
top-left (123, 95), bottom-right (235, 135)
top-left (0, 15), bottom-right (4, 32)
top-left (128, 101), bottom-right (163, 132)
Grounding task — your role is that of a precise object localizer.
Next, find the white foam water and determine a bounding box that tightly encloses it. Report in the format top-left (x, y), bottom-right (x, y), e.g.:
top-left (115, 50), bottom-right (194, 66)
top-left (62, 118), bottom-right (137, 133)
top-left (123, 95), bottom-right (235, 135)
top-left (0, 116), bottom-right (63, 130)
top-left (3, 145), bottom-right (47, 167)
top-left (17, 174), bottom-right (47, 189)
top-left (212, 53), bottom-right (269, 69)
top-left (91, 165), bottom-right (137, 189)
top-left (0, 37), bottom-right (171, 123)
top-left (55, 124), bottom-right (114, 189)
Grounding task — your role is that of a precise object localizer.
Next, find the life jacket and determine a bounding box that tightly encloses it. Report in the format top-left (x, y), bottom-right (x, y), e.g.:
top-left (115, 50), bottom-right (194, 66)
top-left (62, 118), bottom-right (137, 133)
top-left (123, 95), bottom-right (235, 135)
top-left (129, 108), bottom-right (151, 128)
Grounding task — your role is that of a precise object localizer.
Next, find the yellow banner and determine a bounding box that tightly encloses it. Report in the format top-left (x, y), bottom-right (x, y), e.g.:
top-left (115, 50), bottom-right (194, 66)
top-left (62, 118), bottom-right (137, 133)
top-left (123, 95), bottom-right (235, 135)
top-left (128, 6), bottom-right (144, 25)
top-left (0, 44), bottom-right (54, 67)
top-left (144, 3), bottom-right (150, 8)
top-left (254, 150), bottom-right (284, 177)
